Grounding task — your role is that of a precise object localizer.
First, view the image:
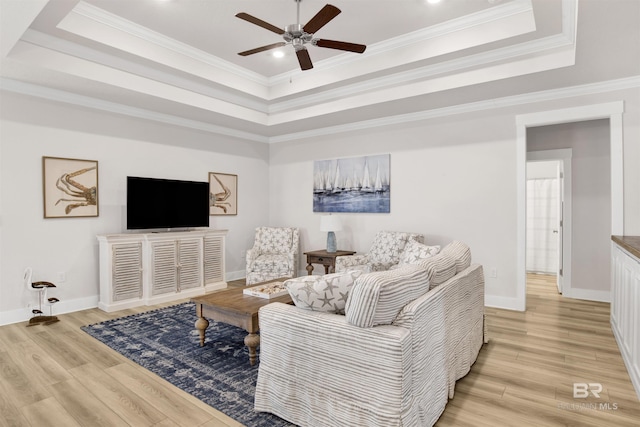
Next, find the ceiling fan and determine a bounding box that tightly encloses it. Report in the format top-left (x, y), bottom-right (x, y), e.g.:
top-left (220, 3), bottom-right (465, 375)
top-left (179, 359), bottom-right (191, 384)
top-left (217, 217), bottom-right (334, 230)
top-left (235, 0), bottom-right (367, 71)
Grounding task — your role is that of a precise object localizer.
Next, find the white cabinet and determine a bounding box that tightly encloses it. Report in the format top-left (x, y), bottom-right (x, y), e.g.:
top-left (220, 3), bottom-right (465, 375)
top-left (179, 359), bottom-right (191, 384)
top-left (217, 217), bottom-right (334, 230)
top-left (148, 236), bottom-right (202, 296)
top-left (611, 241), bottom-right (640, 400)
top-left (97, 229), bottom-right (227, 312)
top-left (204, 234), bottom-right (225, 285)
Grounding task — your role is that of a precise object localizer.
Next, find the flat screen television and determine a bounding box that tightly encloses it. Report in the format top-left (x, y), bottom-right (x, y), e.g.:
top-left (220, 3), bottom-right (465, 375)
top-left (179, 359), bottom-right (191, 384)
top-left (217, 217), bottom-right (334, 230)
top-left (127, 176), bottom-right (209, 230)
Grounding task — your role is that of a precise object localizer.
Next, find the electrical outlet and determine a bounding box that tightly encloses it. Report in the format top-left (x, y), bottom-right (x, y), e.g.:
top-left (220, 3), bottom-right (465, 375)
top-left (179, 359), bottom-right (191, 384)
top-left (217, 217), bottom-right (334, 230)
top-left (490, 268), bottom-right (498, 278)
top-left (57, 271), bottom-right (66, 283)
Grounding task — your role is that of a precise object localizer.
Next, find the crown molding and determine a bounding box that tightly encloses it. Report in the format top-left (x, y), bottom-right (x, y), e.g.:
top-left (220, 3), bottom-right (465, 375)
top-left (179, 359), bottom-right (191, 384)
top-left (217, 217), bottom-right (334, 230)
top-left (270, 0), bottom-right (574, 112)
top-left (68, 0), bottom-right (537, 99)
top-left (4, 0), bottom-right (629, 146)
top-left (21, 26), bottom-right (574, 122)
top-left (268, 75), bottom-right (640, 143)
top-left (70, 1), bottom-right (269, 87)
top-left (4, 75), bottom-right (636, 145)
top-left (268, 0), bottom-right (535, 86)
top-left (0, 78), bottom-right (269, 143)
top-left (72, 0), bottom-right (534, 89)
top-left (269, 33), bottom-right (572, 114)
top-left (22, 29), bottom-right (269, 114)
top-left (16, 27), bottom-right (574, 129)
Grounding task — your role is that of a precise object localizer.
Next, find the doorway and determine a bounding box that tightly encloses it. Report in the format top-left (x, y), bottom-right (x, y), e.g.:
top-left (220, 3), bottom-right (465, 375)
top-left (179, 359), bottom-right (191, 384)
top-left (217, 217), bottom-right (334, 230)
top-left (526, 151), bottom-right (572, 295)
top-left (514, 101), bottom-right (624, 311)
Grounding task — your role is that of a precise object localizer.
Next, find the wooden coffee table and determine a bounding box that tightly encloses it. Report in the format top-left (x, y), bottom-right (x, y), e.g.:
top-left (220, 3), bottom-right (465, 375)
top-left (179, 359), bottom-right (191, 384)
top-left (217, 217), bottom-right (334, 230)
top-left (191, 278), bottom-right (292, 366)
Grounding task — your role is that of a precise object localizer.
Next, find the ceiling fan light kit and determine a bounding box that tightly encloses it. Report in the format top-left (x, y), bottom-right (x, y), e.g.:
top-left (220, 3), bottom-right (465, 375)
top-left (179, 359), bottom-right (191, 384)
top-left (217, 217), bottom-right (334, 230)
top-left (236, 0), bottom-right (367, 71)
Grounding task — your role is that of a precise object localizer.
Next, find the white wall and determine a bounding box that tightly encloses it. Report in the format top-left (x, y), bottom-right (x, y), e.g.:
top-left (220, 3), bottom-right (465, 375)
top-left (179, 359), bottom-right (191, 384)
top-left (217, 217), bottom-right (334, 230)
top-left (269, 88), bottom-right (640, 309)
top-left (1, 87), bottom-right (638, 322)
top-left (270, 113), bottom-right (519, 299)
top-left (621, 91), bottom-right (640, 235)
top-left (0, 93), bottom-right (270, 324)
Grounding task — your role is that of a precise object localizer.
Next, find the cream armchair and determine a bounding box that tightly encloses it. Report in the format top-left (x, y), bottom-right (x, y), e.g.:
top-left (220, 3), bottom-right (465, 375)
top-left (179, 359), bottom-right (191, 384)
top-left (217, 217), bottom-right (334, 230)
top-left (335, 230), bottom-right (424, 273)
top-left (245, 227), bottom-right (299, 285)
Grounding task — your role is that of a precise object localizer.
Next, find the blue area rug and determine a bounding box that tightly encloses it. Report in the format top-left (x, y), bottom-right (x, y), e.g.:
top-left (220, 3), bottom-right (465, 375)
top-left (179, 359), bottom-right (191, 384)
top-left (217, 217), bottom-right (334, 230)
top-left (81, 302), bottom-right (293, 427)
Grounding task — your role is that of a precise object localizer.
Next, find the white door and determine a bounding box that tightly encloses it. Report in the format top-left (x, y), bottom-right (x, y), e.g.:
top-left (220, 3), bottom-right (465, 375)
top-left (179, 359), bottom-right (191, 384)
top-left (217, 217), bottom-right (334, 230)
top-left (527, 149), bottom-right (572, 296)
top-left (555, 162), bottom-right (563, 293)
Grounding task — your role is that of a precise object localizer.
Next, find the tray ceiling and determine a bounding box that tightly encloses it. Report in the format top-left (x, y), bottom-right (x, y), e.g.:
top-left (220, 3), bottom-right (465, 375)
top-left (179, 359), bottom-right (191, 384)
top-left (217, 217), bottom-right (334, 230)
top-left (1, 0), bottom-right (636, 143)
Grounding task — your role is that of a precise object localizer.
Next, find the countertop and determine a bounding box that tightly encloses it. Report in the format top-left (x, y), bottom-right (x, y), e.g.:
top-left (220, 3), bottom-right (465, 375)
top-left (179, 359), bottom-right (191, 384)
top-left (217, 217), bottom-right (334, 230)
top-left (612, 235), bottom-right (640, 259)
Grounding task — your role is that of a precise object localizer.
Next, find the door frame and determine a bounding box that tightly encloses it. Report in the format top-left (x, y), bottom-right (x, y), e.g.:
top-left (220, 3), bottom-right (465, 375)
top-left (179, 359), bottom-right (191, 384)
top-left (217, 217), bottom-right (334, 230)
top-left (526, 150), bottom-right (572, 295)
top-left (515, 101), bottom-right (624, 311)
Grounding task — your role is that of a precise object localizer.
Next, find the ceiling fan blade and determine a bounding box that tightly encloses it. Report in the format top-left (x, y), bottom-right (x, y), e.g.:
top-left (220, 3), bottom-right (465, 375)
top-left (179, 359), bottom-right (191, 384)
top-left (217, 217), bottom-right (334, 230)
top-left (235, 12), bottom-right (284, 35)
top-left (315, 39), bottom-right (366, 53)
top-left (296, 48), bottom-right (313, 71)
top-left (303, 4), bottom-right (341, 34)
top-left (238, 42), bottom-right (287, 56)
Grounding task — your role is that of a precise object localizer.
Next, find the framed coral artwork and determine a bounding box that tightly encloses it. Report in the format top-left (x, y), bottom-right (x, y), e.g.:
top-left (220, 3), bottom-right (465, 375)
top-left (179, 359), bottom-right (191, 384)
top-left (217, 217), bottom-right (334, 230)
top-left (209, 172), bottom-right (237, 215)
top-left (42, 156), bottom-right (99, 218)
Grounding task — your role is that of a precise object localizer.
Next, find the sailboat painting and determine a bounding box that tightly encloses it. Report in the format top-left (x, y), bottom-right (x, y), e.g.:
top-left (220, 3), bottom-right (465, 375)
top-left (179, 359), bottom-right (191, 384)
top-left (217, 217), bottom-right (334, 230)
top-left (313, 154), bottom-right (390, 213)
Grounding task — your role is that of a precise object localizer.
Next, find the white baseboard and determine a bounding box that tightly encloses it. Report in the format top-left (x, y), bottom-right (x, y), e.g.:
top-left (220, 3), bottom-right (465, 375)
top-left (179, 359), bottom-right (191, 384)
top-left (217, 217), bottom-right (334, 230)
top-left (1, 271), bottom-right (249, 325)
top-left (484, 288), bottom-right (610, 312)
top-left (226, 270), bottom-right (246, 282)
top-left (0, 295), bottom-right (99, 326)
top-left (563, 288), bottom-right (610, 303)
top-left (0, 284), bottom-right (607, 326)
top-left (485, 294), bottom-right (525, 311)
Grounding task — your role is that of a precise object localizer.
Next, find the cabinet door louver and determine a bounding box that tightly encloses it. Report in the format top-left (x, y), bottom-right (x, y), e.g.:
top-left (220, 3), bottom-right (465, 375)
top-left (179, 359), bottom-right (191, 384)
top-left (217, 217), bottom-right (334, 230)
top-left (112, 243), bottom-right (143, 301)
top-left (178, 239), bottom-right (201, 291)
top-left (98, 230), bottom-right (226, 311)
top-left (204, 236), bottom-right (224, 284)
top-left (152, 241), bottom-right (178, 295)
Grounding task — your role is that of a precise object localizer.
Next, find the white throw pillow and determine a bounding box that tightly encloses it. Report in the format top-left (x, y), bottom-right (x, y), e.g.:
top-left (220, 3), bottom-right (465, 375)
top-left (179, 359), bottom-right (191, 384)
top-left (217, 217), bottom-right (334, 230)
top-left (285, 270), bottom-right (363, 314)
top-left (397, 240), bottom-right (440, 265)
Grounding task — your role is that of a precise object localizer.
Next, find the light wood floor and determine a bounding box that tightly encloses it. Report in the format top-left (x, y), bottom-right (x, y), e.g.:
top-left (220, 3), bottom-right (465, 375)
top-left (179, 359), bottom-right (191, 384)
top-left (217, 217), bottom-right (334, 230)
top-left (1, 275), bottom-right (638, 426)
top-left (437, 273), bottom-right (640, 427)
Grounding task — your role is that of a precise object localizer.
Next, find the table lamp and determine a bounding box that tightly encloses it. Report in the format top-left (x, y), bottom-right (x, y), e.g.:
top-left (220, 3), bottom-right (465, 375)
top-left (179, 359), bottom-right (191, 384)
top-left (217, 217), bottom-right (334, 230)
top-left (320, 215), bottom-right (342, 253)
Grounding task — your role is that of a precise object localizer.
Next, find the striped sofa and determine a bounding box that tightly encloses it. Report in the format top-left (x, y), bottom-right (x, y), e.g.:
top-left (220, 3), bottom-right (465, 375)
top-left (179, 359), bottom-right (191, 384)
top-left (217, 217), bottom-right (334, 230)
top-left (254, 241), bottom-right (486, 427)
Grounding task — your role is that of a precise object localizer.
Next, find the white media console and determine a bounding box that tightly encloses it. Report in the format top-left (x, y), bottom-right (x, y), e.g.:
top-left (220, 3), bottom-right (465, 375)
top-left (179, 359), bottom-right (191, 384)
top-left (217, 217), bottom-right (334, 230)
top-left (97, 229), bottom-right (227, 312)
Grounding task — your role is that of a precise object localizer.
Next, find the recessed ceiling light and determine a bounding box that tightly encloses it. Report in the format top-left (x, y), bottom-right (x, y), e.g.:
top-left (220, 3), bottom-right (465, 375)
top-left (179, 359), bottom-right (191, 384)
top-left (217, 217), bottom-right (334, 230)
top-left (273, 50), bottom-right (285, 58)
top-left (427, 0), bottom-right (442, 4)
